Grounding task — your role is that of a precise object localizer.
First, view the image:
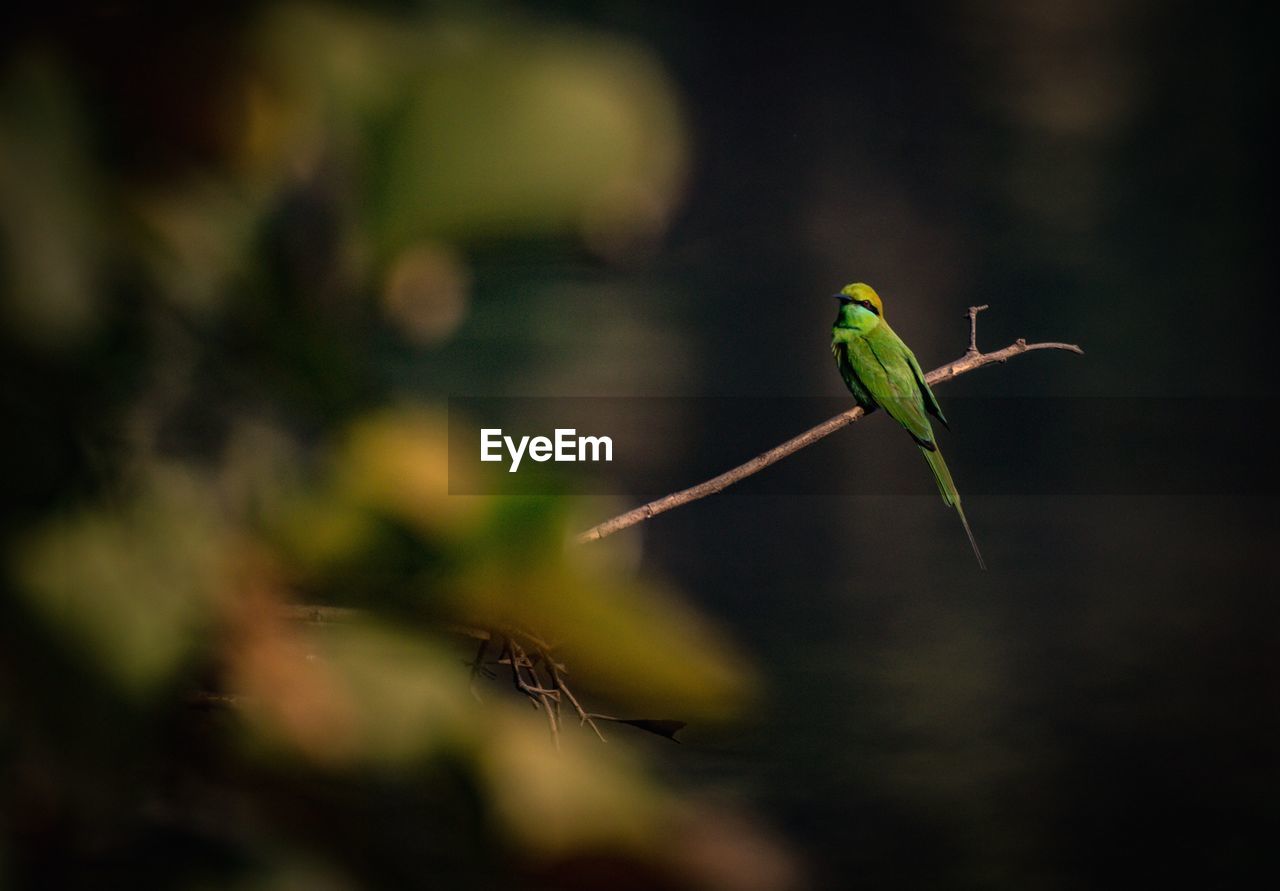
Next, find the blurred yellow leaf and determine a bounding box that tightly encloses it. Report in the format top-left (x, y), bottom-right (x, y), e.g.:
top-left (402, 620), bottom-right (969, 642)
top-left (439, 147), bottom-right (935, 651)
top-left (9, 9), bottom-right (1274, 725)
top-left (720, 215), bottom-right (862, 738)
top-left (334, 409), bottom-right (484, 539)
top-left (481, 709), bottom-right (669, 856)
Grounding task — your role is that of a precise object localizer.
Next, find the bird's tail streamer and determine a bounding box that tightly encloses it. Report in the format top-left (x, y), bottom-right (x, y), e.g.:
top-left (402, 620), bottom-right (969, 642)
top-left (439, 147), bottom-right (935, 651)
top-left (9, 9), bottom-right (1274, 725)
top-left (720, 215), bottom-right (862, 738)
top-left (921, 445), bottom-right (987, 570)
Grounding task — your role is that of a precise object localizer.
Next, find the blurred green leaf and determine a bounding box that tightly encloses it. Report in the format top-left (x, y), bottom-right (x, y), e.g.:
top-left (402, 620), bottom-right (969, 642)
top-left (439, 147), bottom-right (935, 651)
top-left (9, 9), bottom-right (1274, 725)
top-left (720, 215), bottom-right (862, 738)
top-left (252, 5), bottom-right (688, 256)
top-left (11, 467), bottom-right (227, 697)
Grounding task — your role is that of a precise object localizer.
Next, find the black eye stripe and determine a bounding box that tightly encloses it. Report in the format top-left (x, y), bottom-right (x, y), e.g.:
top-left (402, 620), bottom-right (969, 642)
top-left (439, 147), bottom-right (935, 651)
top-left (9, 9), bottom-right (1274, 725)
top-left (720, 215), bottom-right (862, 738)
top-left (836, 295), bottom-right (880, 315)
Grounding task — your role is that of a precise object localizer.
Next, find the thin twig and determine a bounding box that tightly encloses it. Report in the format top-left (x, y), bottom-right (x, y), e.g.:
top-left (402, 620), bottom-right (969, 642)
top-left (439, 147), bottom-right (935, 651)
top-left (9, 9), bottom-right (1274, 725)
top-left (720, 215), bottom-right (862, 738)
top-left (966, 304), bottom-right (989, 354)
top-left (501, 636), bottom-right (560, 706)
top-left (575, 309), bottom-right (1082, 544)
top-left (543, 684), bottom-right (561, 749)
top-left (544, 651), bottom-right (607, 742)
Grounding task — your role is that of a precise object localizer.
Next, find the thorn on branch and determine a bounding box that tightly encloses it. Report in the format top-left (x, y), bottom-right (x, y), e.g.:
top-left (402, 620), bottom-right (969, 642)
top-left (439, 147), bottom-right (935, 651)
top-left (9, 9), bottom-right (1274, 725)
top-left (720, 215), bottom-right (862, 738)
top-left (967, 304), bottom-right (989, 355)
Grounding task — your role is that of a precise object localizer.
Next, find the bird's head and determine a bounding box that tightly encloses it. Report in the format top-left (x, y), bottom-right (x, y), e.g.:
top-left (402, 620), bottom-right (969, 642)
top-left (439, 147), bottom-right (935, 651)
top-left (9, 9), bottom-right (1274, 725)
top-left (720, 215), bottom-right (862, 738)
top-left (832, 282), bottom-right (884, 335)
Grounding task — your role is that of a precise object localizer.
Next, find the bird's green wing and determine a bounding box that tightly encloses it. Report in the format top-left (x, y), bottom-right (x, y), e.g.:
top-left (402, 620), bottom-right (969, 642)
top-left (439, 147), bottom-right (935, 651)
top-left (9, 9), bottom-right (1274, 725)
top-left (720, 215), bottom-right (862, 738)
top-left (847, 328), bottom-right (937, 449)
top-left (832, 342), bottom-right (875, 408)
top-left (903, 345), bottom-right (948, 429)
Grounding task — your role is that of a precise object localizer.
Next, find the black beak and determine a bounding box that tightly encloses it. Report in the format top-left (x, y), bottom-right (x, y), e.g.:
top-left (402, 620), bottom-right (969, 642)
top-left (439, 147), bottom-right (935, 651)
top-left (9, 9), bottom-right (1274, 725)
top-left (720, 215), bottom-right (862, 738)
top-left (832, 293), bottom-right (852, 304)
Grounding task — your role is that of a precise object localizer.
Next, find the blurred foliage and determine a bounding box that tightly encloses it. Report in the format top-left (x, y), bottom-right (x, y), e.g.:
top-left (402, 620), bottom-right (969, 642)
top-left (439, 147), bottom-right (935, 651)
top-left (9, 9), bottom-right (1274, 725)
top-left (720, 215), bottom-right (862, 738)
top-left (13, 467), bottom-right (228, 698)
top-left (6, 0), bottom-right (1267, 887)
top-left (0, 3), bottom-right (783, 889)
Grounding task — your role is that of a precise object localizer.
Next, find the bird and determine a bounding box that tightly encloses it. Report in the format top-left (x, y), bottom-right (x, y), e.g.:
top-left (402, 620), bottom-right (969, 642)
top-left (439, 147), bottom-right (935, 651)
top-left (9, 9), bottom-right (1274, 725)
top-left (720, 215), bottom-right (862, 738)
top-left (830, 282), bottom-right (985, 569)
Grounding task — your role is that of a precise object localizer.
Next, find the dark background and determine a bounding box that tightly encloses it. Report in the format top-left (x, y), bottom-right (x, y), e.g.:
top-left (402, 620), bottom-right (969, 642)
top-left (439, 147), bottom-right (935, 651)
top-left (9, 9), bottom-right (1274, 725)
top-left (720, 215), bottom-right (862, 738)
top-left (3, 1), bottom-right (1276, 888)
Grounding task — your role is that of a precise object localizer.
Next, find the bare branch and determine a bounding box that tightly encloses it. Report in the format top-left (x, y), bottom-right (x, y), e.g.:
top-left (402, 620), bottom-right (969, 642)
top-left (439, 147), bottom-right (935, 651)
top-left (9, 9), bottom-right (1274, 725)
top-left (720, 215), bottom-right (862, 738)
top-left (575, 310), bottom-right (1082, 544)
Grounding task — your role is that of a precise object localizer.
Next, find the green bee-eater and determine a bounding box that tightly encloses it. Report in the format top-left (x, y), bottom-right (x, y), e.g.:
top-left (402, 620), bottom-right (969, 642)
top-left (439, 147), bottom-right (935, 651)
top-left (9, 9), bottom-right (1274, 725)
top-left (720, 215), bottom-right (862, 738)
top-left (831, 283), bottom-right (985, 569)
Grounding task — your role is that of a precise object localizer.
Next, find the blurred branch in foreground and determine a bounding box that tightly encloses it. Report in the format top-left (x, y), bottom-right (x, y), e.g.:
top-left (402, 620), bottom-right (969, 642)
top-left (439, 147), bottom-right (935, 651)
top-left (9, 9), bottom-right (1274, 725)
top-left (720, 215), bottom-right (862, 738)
top-left (274, 608), bottom-right (688, 745)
